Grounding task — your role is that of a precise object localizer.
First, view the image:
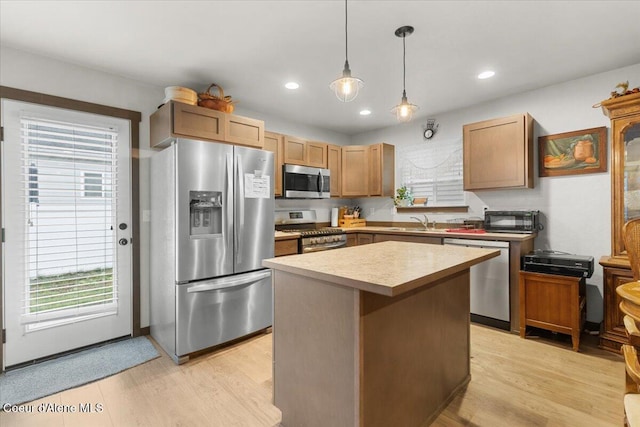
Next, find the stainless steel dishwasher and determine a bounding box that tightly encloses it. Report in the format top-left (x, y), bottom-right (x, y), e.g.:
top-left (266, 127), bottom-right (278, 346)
top-left (443, 238), bottom-right (510, 330)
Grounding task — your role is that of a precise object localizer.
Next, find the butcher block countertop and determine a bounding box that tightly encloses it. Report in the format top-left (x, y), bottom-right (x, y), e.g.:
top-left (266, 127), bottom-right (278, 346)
top-left (263, 240), bottom-right (499, 297)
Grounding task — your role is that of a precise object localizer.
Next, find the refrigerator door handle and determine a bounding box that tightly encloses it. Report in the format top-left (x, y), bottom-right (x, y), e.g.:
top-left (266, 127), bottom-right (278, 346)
top-left (226, 153), bottom-right (233, 252)
top-left (236, 154), bottom-right (245, 265)
top-left (186, 270), bottom-right (271, 293)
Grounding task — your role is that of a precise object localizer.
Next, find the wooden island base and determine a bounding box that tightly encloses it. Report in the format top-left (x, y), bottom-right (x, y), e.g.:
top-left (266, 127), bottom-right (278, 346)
top-left (264, 241), bottom-right (499, 427)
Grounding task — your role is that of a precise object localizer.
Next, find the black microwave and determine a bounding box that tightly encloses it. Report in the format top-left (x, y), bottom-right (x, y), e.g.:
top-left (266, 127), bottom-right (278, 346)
top-left (484, 210), bottom-right (540, 234)
top-left (282, 164), bottom-right (330, 199)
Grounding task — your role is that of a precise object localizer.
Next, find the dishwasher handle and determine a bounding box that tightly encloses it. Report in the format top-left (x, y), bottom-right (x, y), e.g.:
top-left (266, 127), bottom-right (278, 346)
top-left (443, 238), bottom-right (509, 249)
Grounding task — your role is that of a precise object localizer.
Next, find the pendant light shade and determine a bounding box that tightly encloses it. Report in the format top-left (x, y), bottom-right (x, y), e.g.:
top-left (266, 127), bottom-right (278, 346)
top-left (391, 26), bottom-right (418, 122)
top-left (330, 0), bottom-right (363, 102)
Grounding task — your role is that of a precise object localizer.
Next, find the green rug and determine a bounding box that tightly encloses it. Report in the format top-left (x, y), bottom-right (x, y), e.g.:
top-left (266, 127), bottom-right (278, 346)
top-left (0, 336), bottom-right (159, 406)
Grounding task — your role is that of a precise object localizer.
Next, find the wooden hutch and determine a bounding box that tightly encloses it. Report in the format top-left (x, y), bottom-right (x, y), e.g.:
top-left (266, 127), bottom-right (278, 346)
top-left (599, 91), bottom-right (640, 352)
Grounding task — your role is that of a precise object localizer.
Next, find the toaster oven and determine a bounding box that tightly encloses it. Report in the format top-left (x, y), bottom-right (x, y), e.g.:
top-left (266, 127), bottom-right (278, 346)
top-left (484, 210), bottom-right (540, 234)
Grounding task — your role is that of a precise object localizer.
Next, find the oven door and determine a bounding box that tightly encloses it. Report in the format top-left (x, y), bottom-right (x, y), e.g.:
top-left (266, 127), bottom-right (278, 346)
top-left (300, 234), bottom-right (347, 253)
top-left (302, 241), bottom-right (347, 253)
top-left (283, 164), bottom-right (330, 199)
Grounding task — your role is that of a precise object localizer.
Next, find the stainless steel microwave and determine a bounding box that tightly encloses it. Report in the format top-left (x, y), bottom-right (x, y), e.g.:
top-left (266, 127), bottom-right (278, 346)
top-left (282, 164), bottom-right (330, 199)
top-left (484, 210), bottom-right (540, 233)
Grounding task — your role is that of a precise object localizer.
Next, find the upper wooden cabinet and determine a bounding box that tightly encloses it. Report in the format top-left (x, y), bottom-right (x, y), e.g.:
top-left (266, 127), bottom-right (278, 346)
top-left (369, 143), bottom-right (395, 197)
top-left (283, 136), bottom-right (328, 168)
top-left (341, 145), bottom-right (370, 197)
top-left (283, 135), bottom-right (307, 165)
top-left (264, 131), bottom-right (284, 197)
top-left (327, 144), bottom-right (342, 197)
top-left (463, 113), bottom-right (534, 191)
top-left (341, 143), bottom-right (396, 198)
top-left (224, 114), bottom-right (265, 148)
top-left (600, 92), bottom-right (640, 258)
top-left (307, 141), bottom-right (328, 168)
top-left (150, 101), bottom-right (264, 149)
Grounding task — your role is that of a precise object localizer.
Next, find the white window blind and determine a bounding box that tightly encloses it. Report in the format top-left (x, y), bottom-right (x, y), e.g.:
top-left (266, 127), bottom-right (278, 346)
top-left (20, 116), bottom-right (119, 326)
top-left (398, 140), bottom-right (464, 206)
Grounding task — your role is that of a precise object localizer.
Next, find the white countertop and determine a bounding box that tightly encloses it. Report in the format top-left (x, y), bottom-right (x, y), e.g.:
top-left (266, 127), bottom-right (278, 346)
top-left (263, 240), bottom-right (499, 296)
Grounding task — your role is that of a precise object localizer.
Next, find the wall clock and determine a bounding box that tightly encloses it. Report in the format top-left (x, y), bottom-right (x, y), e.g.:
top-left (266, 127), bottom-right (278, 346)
top-left (422, 119), bottom-right (438, 140)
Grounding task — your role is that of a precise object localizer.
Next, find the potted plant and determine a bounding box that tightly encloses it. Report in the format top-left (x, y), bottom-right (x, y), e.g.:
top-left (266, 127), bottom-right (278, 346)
top-left (392, 185), bottom-right (413, 207)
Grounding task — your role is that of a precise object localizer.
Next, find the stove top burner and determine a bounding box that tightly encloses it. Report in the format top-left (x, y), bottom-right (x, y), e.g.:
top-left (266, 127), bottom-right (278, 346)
top-left (276, 224), bottom-right (345, 237)
top-left (283, 227), bottom-right (345, 237)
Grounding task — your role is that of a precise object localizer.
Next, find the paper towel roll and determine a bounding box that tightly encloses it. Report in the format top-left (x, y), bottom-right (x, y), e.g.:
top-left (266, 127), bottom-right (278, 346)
top-left (331, 208), bottom-right (339, 227)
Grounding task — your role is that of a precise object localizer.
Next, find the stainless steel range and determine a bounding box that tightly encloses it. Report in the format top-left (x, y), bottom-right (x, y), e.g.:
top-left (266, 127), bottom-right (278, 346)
top-left (275, 210), bottom-right (347, 253)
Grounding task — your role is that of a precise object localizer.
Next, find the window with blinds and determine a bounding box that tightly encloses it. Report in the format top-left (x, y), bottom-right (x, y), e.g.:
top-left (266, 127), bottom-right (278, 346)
top-left (20, 116), bottom-right (119, 327)
top-left (398, 140), bottom-right (465, 206)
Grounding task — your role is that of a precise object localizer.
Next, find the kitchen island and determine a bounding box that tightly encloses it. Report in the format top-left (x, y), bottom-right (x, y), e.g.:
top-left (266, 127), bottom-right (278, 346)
top-left (262, 241), bottom-right (499, 427)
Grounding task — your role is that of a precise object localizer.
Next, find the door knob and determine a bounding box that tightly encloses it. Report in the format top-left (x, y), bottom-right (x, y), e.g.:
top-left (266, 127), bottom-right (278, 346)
top-left (119, 238), bottom-right (128, 246)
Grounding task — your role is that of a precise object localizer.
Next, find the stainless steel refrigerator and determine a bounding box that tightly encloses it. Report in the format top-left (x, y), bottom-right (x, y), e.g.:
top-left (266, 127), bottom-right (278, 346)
top-left (150, 138), bottom-right (274, 363)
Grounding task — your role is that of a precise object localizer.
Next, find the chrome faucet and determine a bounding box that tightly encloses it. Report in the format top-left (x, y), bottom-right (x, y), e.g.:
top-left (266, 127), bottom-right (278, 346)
top-left (410, 215), bottom-right (429, 230)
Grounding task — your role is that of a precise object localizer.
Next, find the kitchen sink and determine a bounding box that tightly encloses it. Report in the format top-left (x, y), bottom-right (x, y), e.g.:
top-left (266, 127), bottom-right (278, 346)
top-left (384, 227), bottom-right (428, 232)
top-left (383, 227), bottom-right (447, 233)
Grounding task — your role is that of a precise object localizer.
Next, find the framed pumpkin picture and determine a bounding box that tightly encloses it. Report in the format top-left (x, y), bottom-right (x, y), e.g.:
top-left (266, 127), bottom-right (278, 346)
top-left (538, 126), bottom-right (607, 177)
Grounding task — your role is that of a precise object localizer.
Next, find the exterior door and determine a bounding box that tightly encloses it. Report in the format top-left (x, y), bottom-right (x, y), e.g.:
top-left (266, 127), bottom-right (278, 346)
top-left (1, 100), bottom-right (132, 368)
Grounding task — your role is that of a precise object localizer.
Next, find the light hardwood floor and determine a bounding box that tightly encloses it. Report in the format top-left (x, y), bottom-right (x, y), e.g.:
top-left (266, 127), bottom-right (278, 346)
top-left (0, 325), bottom-right (625, 426)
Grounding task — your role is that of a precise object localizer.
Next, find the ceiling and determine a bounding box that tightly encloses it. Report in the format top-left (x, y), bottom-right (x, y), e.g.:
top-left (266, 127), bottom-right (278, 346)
top-left (1, 1), bottom-right (639, 135)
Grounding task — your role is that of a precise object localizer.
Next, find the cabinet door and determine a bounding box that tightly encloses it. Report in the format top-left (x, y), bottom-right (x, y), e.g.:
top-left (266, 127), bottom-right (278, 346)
top-left (264, 132), bottom-right (284, 197)
top-left (463, 113), bottom-right (533, 190)
top-left (357, 234), bottom-right (373, 245)
top-left (369, 143), bottom-right (395, 197)
top-left (275, 239), bottom-right (299, 256)
top-left (307, 142), bottom-right (328, 168)
top-left (328, 144), bottom-right (342, 197)
top-left (341, 145), bottom-right (369, 197)
top-left (173, 102), bottom-right (225, 142)
top-left (283, 135), bottom-right (308, 165)
top-left (601, 266), bottom-right (634, 350)
top-left (346, 234), bottom-right (358, 247)
top-left (224, 114), bottom-right (264, 148)
top-left (601, 93), bottom-right (640, 257)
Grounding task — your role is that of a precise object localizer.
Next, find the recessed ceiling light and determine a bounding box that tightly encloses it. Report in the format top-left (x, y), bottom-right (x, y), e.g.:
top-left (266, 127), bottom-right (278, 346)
top-left (285, 82), bottom-right (300, 90)
top-left (359, 109), bottom-right (372, 116)
top-left (477, 71), bottom-right (495, 80)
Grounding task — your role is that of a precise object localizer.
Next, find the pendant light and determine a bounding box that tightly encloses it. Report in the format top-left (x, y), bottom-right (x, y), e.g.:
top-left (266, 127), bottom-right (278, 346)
top-left (391, 26), bottom-right (418, 123)
top-left (330, 0), bottom-right (363, 102)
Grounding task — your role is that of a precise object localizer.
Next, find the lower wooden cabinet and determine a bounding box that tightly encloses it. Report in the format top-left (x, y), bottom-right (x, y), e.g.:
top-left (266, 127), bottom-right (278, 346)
top-left (275, 239), bottom-right (298, 257)
top-left (519, 271), bottom-right (586, 351)
top-left (346, 234), bottom-right (358, 247)
top-left (373, 234), bottom-right (441, 245)
top-left (357, 234), bottom-right (374, 245)
top-left (600, 256), bottom-right (635, 352)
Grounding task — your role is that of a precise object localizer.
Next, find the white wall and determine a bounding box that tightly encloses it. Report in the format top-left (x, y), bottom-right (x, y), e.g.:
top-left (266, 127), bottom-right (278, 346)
top-left (2, 44), bottom-right (638, 325)
top-left (0, 46), bottom-right (351, 328)
top-left (350, 62), bottom-right (640, 322)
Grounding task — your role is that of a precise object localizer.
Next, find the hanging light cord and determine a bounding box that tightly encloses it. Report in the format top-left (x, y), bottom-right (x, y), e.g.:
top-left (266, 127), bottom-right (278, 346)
top-left (402, 33), bottom-right (407, 95)
top-left (344, 0), bottom-right (349, 65)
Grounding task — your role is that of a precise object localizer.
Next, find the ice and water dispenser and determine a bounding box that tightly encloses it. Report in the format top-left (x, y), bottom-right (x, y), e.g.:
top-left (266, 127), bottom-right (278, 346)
top-left (189, 191), bottom-right (222, 236)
